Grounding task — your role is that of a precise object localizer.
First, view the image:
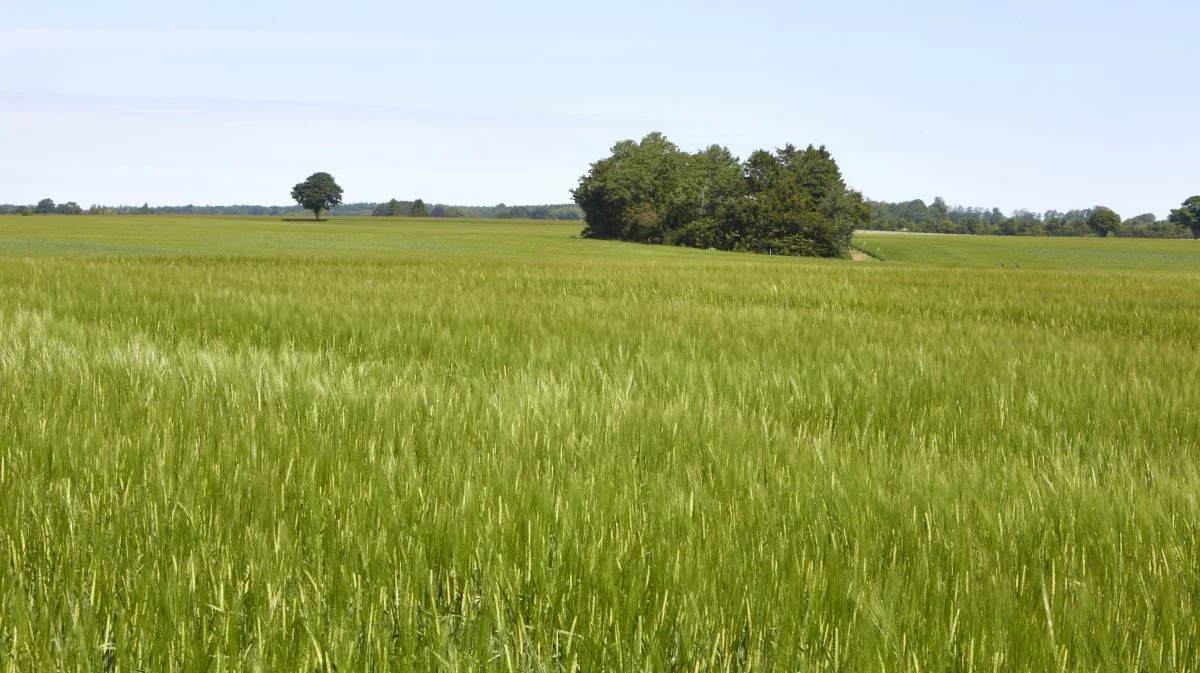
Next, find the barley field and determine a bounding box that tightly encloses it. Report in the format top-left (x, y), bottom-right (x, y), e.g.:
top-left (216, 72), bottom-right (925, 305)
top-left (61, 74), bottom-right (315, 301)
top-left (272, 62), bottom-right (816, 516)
top-left (2, 216), bottom-right (1198, 671)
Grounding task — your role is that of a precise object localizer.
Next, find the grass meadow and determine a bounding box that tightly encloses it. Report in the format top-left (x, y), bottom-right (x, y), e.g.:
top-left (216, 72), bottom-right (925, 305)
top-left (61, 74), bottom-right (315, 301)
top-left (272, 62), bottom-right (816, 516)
top-left (2, 216), bottom-right (1199, 671)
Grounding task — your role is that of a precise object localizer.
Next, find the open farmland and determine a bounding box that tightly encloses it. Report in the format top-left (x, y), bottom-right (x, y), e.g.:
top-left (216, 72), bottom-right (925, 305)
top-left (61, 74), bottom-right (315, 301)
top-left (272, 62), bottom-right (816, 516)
top-left (2, 216), bottom-right (1199, 671)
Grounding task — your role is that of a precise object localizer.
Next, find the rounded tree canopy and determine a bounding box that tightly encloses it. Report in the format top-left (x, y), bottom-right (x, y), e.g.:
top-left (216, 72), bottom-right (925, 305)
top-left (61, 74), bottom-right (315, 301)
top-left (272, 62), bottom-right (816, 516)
top-left (1168, 196), bottom-right (1200, 239)
top-left (1087, 206), bottom-right (1122, 237)
top-left (291, 172), bottom-right (344, 220)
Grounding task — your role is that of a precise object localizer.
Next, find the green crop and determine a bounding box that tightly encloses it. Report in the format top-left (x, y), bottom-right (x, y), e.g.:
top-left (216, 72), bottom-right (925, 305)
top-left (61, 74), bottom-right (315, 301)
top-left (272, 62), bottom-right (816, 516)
top-left (1, 216), bottom-right (1198, 671)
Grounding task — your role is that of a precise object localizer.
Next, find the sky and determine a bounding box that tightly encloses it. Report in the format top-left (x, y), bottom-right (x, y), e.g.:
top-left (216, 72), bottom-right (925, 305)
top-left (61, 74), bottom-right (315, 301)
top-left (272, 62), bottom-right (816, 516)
top-left (1, 0), bottom-right (1197, 217)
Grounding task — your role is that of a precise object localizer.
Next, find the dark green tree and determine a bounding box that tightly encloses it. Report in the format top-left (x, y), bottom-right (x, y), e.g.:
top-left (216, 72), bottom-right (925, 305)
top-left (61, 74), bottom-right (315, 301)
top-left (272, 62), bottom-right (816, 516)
top-left (573, 134), bottom-right (867, 257)
top-left (19, 206), bottom-right (32, 216)
top-left (573, 133), bottom-right (706, 244)
top-left (725, 144), bottom-right (868, 256)
top-left (410, 199), bottom-right (428, 217)
top-left (1087, 207), bottom-right (1122, 237)
top-left (34, 198), bottom-right (55, 214)
top-left (1168, 196), bottom-right (1200, 239)
top-left (56, 201), bottom-right (83, 215)
top-left (290, 172), bottom-right (344, 220)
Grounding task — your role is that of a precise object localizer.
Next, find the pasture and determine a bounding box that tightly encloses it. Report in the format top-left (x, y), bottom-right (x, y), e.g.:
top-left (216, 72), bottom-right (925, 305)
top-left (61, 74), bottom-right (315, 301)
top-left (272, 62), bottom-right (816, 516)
top-left (1, 216), bottom-right (1198, 671)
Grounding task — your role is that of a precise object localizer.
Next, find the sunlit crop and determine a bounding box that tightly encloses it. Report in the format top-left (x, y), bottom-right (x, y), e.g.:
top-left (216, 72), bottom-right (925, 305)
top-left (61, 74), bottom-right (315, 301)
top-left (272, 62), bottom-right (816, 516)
top-left (2, 216), bottom-right (1198, 671)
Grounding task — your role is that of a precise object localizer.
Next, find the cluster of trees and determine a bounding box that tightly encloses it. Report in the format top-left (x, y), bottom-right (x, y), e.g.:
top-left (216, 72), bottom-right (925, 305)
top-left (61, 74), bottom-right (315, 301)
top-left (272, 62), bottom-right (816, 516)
top-left (372, 199), bottom-right (438, 217)
top-left (0, 199), bottom-right (85, 215)
top-left (869, 197), bottom-right (1199, 239)
top-left (573, 133), bottom-right (870, 257)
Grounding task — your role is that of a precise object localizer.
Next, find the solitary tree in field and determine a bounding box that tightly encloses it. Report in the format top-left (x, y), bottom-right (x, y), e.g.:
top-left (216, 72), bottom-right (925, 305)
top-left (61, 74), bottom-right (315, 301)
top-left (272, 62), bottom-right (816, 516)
top-left (291, 172), bottom-right (344, 220)
top-left (1087, 206), bottom-right (1122, 237)
top-left (1168, 196), bottom-right (1200, 239)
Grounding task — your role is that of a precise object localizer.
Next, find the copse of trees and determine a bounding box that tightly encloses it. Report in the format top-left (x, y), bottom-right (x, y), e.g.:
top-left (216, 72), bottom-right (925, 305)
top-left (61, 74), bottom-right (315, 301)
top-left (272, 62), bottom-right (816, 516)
top-left (573, 133), bottom-right (869, 257)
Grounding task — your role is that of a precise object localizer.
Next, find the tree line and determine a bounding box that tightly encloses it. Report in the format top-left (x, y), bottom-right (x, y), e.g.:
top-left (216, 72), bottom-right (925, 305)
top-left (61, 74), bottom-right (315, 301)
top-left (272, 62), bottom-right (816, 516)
top-left (370, 199), bottom-right (581, 220)
top-left (869, 197), bottom-right (1200, 239)
top-left (1, 199), bottom-right (583, 220)
top-left (573, 133), bottom-right (869, 257)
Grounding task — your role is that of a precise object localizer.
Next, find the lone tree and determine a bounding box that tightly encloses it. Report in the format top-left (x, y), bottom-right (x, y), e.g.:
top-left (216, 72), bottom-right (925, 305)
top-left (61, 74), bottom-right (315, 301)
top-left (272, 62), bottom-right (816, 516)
top-left (1168, 196), bottom-right (1200, 239)
top-left (1087, 206), bottom-right (1122, 237)
top-left (291, 172), bottom-right (344, 220)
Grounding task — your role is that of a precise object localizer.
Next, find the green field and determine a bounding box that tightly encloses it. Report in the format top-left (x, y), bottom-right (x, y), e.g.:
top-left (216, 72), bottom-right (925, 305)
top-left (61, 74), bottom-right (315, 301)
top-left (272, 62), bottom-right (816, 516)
top-left (855, 230), bottom-right (1200, 270)
top-left (2, 216), bottom-right (1199, 671)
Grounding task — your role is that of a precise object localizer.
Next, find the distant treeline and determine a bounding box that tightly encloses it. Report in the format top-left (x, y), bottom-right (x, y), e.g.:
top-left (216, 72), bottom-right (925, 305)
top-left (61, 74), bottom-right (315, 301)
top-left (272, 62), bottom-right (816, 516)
top-left (0, 199), bottom-right (584, 220)
top-left (369, 199), bottom-right (582, 220)
top-left (869, 198), bottom-right (1194, 239)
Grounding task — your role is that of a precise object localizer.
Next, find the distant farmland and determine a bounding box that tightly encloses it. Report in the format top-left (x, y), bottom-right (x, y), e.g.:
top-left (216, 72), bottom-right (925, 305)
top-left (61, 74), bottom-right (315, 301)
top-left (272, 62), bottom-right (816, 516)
top-left (2, 215), bottom-right (1198, 671)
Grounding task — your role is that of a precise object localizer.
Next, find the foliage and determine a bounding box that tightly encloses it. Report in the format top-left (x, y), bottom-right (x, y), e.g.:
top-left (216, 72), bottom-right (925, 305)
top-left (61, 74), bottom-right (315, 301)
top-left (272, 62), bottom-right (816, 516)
top-left (34, 198), bottom-right (56, 214)
top-left (1168, 196), bottom-right (1200, 239)
top-left (290, 172), bottom-right (344, 220)
top-left (371, 199), bottom-right (406, 217)
top-left (493, 203), bottom-right (584, 220)
top-left (1087, 206), bottom-right (1122, 237)
top-left (410, 198), bottom-right (428, 217)
top-left (573, 133), bottom-right (868, 257)
top-left (2, 201), bottom-right (585, 220)
top-left (870, 199), bottom-right (1193, 239)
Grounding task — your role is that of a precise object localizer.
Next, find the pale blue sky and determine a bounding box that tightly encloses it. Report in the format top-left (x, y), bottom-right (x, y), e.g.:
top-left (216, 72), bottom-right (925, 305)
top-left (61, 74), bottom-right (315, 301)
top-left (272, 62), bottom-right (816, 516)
top-left (1, 0), bottom-right (1196, 217)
